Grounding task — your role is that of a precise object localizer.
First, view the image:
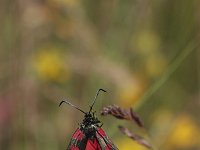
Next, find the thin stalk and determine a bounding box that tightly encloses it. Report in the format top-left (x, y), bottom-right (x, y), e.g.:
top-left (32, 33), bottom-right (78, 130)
top-left (135, 40), bottom-right (199, 110)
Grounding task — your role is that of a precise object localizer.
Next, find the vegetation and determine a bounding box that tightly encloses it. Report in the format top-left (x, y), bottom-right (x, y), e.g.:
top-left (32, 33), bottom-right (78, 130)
top-left (0, 0), bottom-right (199, 150)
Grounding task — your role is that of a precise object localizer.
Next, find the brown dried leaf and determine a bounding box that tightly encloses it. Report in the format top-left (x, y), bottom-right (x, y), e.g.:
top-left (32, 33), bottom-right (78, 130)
top-left (101, 105), bottom-right (144, 127)
top-left (118, 126), bottom-right (152, 149)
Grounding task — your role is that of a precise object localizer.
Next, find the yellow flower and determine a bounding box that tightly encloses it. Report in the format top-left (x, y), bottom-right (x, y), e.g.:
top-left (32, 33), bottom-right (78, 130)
top-left (33, 48), bottom-right (69, 82)
top-left (118, 80), bottom-right (145, 107)
top-left (134, 30), bottom-right (161, 55)
top-left (168, 115), bottom-right (200, 148)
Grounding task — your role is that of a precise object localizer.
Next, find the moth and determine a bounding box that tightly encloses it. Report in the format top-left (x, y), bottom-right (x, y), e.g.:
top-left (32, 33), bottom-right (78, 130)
top-left (59, 89), bottom-right (118, 150)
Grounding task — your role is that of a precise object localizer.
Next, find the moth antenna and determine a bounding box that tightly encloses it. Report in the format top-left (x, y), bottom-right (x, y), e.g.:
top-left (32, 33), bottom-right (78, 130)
top-left (89, 88), bottom-right (107, 113)
top-left (59, 100), bottom-right (86, 114)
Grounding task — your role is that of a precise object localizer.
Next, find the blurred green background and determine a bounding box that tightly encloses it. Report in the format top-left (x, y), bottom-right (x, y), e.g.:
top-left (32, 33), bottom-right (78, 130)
top-left (0, 0), bottom-right (200, 150)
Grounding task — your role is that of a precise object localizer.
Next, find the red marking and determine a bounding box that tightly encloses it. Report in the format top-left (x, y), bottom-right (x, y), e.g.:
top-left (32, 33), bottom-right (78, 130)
top-left (85, 138), bottom-right (101, 150)
top-left (97, 128), bottom-right (107, 136)
top-left (72, 128), bottom-right (84, 141)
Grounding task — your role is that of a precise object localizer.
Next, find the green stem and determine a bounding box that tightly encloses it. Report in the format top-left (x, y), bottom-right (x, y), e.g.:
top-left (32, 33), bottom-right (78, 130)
top-left (134, 40), bottom-right (199, 110)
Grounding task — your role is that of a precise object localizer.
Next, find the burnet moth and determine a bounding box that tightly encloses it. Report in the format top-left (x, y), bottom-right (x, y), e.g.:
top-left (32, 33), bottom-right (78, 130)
top-left (59, 89), bottom-right (118, 150)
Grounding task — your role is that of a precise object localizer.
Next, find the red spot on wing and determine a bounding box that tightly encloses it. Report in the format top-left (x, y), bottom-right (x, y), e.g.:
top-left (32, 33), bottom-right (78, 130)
top-left (68, 128), bottom-right (87, 149)
top-left (85, 138), bottom-right (101, 150)
top-left (97, 128), bottom-right (107, 136)
top-left (72, 128), bottom-right (84, 141)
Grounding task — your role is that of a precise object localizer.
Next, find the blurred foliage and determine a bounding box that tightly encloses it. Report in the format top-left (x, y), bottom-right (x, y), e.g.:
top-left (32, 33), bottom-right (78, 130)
top-left (0, 0), bottom-right (200, 150)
